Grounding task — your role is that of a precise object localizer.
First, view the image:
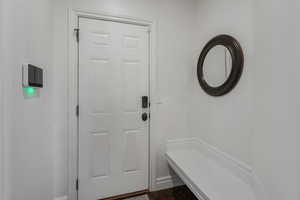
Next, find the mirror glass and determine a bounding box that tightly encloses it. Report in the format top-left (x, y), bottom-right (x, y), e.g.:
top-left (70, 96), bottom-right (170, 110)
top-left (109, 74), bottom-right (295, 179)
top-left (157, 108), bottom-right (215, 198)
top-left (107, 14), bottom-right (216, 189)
top-left (203, 45), bottom-right (232, 87)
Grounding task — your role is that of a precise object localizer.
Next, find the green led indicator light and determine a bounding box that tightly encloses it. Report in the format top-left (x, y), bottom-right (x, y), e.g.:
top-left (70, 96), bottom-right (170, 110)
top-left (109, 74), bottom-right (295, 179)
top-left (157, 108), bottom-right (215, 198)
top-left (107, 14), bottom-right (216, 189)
top-left (24, 87), bottom-right (37, 97)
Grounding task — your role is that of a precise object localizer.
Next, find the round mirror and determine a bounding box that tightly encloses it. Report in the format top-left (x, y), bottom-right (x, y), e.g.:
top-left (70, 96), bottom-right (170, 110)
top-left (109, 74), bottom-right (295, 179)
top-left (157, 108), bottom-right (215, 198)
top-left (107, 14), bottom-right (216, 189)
top-left (203, 45), bottom-right (232, 87)
top-left (197, 35), bottom-right (244, 96)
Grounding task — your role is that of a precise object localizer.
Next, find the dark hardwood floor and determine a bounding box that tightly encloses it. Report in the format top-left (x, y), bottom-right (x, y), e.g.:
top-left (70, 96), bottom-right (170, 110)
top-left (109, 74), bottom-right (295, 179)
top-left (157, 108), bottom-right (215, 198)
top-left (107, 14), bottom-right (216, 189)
top-left (148, 186), bottom-right (197, 200)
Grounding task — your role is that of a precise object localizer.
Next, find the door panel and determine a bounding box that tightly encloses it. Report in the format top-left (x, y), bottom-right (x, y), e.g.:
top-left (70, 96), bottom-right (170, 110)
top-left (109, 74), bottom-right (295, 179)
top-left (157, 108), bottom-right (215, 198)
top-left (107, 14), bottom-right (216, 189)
top-left (78, 17), bottom-right (149, 200)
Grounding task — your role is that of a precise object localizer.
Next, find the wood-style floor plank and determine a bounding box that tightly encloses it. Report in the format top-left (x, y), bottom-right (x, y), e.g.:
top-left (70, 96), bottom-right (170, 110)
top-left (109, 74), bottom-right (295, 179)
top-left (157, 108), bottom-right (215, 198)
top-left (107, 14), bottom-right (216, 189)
top-left (112, 186), bottom-right (197, 200)
top-left (102, 190), bottom-right (149, 200)
top-left (148, 186), bottom-right (197, 200)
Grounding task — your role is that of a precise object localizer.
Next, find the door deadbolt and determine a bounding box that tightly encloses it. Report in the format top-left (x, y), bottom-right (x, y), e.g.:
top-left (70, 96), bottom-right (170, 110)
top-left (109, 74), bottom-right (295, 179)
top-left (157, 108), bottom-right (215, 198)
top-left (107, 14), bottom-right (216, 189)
top-left (142, 113), bottom-right (148, 121)
top-left (142, 96), bottom-right (149, 108)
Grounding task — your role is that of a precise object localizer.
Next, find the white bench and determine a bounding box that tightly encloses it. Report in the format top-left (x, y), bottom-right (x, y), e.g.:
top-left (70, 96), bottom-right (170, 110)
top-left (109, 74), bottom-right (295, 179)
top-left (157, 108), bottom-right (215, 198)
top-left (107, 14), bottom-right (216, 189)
top-left (166, 138), bottom-right (262, 200)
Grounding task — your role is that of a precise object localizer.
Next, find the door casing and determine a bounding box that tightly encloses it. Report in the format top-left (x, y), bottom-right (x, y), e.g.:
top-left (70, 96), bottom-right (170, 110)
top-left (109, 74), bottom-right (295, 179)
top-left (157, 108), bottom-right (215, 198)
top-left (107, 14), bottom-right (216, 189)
top-left (68, 9), bottom-right (158, 200)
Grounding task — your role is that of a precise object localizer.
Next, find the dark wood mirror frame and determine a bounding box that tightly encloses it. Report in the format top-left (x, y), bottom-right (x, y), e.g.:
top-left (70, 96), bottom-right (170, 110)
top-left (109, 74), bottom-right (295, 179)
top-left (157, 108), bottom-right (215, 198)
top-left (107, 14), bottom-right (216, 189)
top-left (197, 35), bottom-right (244, 97)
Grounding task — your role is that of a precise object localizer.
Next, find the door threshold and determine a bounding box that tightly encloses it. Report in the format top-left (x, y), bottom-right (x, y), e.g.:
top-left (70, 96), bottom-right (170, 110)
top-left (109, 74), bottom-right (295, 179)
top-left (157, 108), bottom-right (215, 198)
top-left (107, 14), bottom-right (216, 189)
top-left (101, 190), bottom-right (149, 200)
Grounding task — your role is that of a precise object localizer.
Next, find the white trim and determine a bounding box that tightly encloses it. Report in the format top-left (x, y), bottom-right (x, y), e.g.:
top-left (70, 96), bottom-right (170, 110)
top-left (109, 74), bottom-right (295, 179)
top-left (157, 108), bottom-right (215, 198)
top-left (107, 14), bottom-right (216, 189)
top-left (68, 9), bottom-right (78, 200)
top-left (54, 196), bottom-right (68, 200)
top-left (71, 10), bottom-right (153, 27)
top-left (166, 138), bottom-right (267, 200)
top-left (154, 176), bottom-right (183, 192)
top-left (68, 9), bottom-right (158, 200)
top-left (0, 3), bottom-right (4, 197)
top-left (0, 79), bottom-right (4, 200)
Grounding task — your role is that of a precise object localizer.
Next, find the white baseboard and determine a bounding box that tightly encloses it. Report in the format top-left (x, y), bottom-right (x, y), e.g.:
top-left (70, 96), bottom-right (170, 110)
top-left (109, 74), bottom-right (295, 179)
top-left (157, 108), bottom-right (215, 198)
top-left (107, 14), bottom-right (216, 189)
top-left (153, 175), bottom-right (184, 192)
top-left (54, 196), bottom-right (68, 200)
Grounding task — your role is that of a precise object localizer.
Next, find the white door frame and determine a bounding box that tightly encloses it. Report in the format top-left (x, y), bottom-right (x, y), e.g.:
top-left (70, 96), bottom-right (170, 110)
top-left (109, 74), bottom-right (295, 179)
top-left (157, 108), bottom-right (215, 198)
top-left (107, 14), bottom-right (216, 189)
top-left (68, 9), bottom-right (158, 200)
top-left (0, 77), bottom-right (4, 200)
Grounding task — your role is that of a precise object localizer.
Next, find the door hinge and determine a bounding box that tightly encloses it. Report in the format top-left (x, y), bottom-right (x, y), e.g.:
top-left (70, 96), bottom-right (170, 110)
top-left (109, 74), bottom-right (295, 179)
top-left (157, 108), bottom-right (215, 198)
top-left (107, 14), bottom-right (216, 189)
top-left (76, 105), bottom-right (79, 117)
top-left (76, 179), bottom-right (79, 191)
top-left (74, 28), bottom-right (80, 42)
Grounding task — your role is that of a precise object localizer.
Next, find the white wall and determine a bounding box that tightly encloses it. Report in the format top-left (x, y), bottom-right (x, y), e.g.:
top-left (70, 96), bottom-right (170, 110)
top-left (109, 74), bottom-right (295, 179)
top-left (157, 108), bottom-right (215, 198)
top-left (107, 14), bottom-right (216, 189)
top-left (252, 0), bottom-right (300, 199)
top-left (0, 0), bottom-right (5, 198)
top-left (189, 0), bottom-right (300, 200)
top-left (2, 0), bottom-right (300, 199)
top-left (52, 0), bottom-right (198, 197)
top-left (1, 0), bottom-right (54, 199)
top-left (188, 0), bottom-right (254, 166)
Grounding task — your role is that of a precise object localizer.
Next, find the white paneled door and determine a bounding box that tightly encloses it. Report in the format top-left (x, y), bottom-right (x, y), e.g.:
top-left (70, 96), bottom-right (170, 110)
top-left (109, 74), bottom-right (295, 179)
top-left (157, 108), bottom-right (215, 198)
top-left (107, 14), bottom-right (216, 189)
top-left (78, 17), bottom-right (150, 200)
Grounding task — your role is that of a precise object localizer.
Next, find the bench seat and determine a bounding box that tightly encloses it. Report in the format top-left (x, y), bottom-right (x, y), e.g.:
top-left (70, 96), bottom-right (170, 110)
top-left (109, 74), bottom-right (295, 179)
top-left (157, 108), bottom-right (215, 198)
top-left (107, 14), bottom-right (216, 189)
top-left (166, 139), bottom-right (258, 200)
